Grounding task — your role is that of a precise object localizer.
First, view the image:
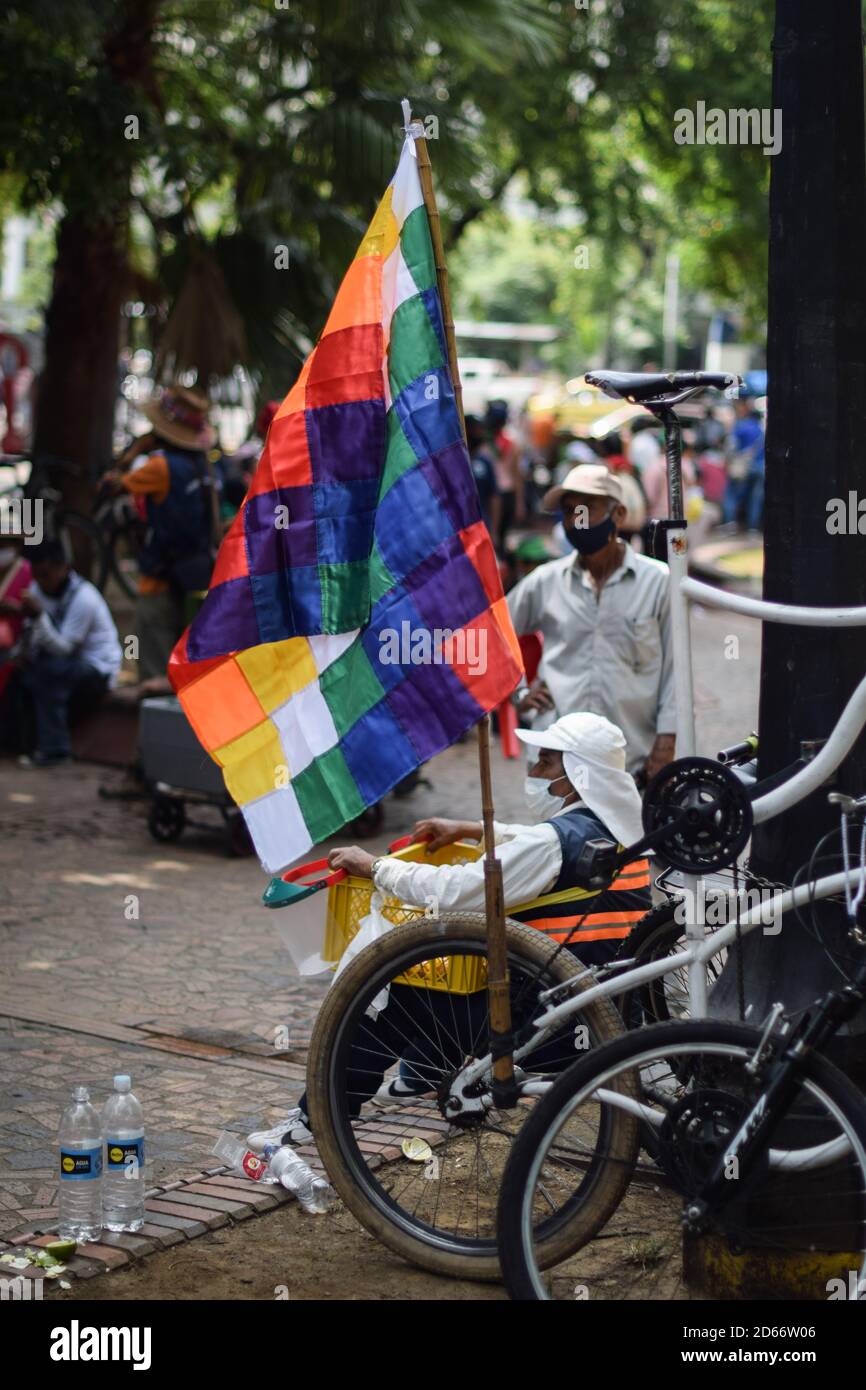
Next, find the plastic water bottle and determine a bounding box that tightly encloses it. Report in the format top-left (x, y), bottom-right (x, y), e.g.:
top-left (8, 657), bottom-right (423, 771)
top-left (58, 1085), bottom-right (103, 1242)
top-left (101, 1075), bottom-right (145, 1232)
top-left (264, 1144), bottom-right (333, 1213)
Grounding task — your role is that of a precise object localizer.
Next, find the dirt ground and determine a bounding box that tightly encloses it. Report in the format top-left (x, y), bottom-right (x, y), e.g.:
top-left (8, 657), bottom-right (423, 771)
top-left (52, 1198), bottom-right (506, 1302)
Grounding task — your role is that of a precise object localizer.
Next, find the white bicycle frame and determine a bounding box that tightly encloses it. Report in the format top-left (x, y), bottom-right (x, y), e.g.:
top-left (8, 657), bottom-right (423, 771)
top-left (665, 513), bottom-right (866, 1016)
top-left (454, 409), bottom-right (866, 1162)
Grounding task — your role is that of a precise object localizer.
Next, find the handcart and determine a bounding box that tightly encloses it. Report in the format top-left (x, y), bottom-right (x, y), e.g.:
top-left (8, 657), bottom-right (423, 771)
top-left (139, 695), bottom-right (253, 855)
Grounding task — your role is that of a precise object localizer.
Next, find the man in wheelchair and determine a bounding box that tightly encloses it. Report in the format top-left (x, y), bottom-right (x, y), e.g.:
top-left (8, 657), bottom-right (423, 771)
top-left (345, 710), bottom-right (649, 964)
top-left (249, 713), bottom-right (651, 1150)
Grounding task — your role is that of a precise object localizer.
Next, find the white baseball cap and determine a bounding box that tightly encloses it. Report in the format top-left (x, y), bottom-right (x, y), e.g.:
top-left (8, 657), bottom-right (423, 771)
top-left (516, 712), bottom-right (644, 848)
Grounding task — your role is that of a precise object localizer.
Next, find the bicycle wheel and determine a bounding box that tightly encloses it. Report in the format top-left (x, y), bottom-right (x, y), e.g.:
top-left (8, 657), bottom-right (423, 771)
top-left (108, 521), bottom-right (143, 599)
top-left (306, 913), bottom-right (638, 1281)
top-left (617, 899), bottom-right (727, 1027)
top-left (499, 1019), bottom-right (866, 1300)
top-left (55, 510), bottom-right (108, 588)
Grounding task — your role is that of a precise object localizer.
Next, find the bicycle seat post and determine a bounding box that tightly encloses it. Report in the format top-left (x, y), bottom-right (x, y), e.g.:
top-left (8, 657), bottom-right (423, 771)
top-left (645, 399), bottom-right (695, 759)
top-left (649, 405), bottom-right (702, 1011)
top-left (654, 405), bottom-right (685, 523)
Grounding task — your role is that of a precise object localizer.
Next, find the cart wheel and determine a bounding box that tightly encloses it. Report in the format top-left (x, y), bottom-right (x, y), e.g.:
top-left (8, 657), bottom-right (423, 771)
top-left (148, 795), bottom-right (186, 843)
top-left (227, 814), bottom-right (254, 857)
top-left (347, 802), bottom-right (385, 838)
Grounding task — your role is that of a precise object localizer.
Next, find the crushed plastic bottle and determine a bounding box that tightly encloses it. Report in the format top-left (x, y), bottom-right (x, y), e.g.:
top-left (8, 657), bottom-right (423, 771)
top-left (212, 1131), bottom-right (271, 1182)
top-left (263, 1144), bottom-right (333, 1214)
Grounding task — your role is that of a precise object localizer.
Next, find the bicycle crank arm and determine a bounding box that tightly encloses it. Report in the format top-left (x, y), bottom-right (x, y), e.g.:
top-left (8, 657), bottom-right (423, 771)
top-left (576, 807), bottom-right (702, 888)
top-left (790, 979), bottom-right (866, 1057)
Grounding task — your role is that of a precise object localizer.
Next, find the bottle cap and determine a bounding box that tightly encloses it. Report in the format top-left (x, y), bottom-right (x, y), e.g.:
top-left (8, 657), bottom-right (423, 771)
top-left (113, 1074), bottom-right (131, 1092)
top-left (73, 1085), bottom-right (89, 1102)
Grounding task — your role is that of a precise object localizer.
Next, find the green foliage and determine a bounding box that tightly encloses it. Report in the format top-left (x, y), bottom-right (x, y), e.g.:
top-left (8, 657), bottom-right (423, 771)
top-left (0, 0), bottom-right (773, 391)
top-left (446, 0), bottom-right (772, 344)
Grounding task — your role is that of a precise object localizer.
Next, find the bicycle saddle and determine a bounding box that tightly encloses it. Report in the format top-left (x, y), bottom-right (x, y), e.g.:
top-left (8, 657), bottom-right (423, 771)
top-left (586, 369), bottom-right (739, 404)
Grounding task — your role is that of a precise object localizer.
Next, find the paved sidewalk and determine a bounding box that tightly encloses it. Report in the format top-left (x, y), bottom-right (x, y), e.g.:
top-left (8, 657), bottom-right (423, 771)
top-left (0, 601), bottom-right (759, 1280)
top-left (1, 1099), bottom-right (454, 1296)
top-left (0, 734), bottom-right (530, 1239)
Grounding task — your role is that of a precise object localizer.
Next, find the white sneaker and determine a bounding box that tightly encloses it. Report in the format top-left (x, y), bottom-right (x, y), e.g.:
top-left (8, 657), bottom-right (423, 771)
top-left (247, 1107), bottom-right (313, 1151)
top-left (372, 1076), bottom-right (436, 1107)
top-left (371, 1067), bottom-right (538, 1109)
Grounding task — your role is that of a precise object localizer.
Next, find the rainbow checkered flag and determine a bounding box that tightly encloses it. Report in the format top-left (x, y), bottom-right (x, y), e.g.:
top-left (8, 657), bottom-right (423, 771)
top-left (169, 132), bottom-right (522, 872)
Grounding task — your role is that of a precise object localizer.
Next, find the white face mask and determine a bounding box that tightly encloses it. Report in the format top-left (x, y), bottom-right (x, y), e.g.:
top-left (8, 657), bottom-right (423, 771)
top-left (524, 775), bottom-right (571, 822)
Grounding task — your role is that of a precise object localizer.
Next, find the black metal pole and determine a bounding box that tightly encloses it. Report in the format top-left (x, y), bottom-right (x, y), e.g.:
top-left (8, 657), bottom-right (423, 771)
top-left (711, 1), bottom-right (866, 1049)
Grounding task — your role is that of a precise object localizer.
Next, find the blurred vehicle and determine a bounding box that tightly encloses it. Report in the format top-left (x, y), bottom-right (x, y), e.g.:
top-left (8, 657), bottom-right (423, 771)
top-left (526, 376), bottom-right (617, 433)
top-left (458, 356), bottom-right (546, 417)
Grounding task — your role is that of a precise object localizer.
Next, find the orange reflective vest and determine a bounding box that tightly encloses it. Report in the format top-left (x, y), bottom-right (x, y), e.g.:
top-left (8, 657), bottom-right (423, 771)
top-left (508, 857), bottom-right (652, 947)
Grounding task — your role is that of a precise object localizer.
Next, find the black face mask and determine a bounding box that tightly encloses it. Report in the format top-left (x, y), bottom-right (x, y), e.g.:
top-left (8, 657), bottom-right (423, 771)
top-left (564, 515), bottom-right (615, 555)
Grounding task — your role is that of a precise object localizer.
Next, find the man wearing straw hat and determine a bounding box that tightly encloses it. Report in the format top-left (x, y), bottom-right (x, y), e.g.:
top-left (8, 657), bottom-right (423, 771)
top-left (507, 461), bottom-right (676, 787)
top-left (105, 385), bottom-right (216, 679)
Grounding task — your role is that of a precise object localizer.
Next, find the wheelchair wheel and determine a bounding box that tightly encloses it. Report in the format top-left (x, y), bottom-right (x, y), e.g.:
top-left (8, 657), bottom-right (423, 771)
top-left (306, 913), bottom-right (637, 1282)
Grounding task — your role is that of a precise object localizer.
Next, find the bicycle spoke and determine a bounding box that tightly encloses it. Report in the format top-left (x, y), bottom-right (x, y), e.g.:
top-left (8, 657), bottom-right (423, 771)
top-left (321, 929), bottom-right (622, 1260)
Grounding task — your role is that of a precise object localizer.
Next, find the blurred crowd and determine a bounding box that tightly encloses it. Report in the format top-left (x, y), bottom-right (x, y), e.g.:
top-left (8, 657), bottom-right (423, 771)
top-left (0, 380), bottom-right (765, 772)
top-left (466, 392), bottom-right (766, 591)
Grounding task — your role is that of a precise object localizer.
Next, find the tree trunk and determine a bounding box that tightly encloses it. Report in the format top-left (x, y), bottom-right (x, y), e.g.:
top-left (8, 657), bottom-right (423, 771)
top-left (712, 0), bottom-right (866, 1048)
top-left (32, 0), bottom-right (161, 512)
top-left (33, 210), bottom-right (128, 507)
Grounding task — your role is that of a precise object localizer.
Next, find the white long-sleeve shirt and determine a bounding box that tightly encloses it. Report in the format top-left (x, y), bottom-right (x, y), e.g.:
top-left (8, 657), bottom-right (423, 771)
top-left (28, 572), bottom-right (122, 682)
top-left (506, 545), bottom-right (676, 775)
top-left (373, 818), bottom-right (570, 914)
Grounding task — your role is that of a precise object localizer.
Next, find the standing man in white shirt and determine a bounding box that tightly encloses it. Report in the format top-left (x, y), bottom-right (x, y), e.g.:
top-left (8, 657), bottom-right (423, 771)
top-left (507, 463), bottom-right (676, 786)
top-left (16, 539), bottom-right (122, 767)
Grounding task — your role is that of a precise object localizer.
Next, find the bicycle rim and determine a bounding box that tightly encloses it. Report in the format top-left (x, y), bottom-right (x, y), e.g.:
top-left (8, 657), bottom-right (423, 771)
top-left (56, 511), bottom-right (105, 585)
top-left (620, 903), bottom-right (727, 1026)
top-left (110, 525), bottom-right (142, 599)
top-left (500, 1021), bottom-right (866, 1301)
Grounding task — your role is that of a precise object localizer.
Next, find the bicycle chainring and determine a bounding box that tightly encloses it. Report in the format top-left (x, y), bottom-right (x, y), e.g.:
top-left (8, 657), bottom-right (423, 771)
top-left (656, 1087), bottom-right (749, 1193)
top-left (642, 756), bottom-right (753, 873)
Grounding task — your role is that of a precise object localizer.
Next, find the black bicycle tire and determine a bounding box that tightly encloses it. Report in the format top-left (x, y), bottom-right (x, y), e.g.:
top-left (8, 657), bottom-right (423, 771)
top-left (616, 899), bottom-right (680, 1027)
top-left (498, 1017), bottom-right (866, 1300)
top-left (56, 510), bottom-right (110, 590)
top-left (108, 523), bottom-right (141, 600)
top-left (306, 913), bottom-right (637, 1282)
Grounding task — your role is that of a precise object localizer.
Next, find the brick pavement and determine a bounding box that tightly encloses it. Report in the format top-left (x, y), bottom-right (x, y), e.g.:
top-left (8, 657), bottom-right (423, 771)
top-left (0, 1101), bottom-right (454, 1296)
top-left (0, 601), bottom-right (759, 1278)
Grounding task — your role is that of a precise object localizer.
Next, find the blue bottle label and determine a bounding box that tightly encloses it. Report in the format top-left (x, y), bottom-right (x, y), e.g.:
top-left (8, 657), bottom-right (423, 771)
top-left (105, 1137), bottom-right (144, 1171)
top-left (60, 1146), bottom-right (103, 1180)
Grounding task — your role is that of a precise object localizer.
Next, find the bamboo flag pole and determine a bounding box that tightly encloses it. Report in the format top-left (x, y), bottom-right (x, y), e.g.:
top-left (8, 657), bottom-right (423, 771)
top-left (412, 112), bottom-right (517, 1105)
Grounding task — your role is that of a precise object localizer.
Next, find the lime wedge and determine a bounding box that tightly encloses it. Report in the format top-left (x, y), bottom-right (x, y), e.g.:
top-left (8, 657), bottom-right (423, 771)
top-left (44, 1239), bottom-right (77, 1261)
top-left (401, 1137), bottom-right (433, 1163)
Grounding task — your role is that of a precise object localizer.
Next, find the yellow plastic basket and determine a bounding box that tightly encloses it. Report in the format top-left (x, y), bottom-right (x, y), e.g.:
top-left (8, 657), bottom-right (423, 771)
top-left (323, 840), bottom-right (488, 994)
